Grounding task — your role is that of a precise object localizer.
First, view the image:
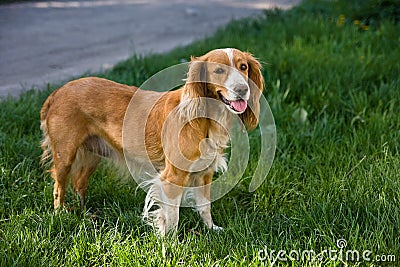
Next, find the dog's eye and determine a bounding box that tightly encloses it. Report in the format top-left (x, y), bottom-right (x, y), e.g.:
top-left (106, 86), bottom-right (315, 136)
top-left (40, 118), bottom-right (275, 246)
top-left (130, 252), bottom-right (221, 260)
top-left (214, 68), bottom-right (225, 74)
top-left (240, 64), bottom-right (248, 71)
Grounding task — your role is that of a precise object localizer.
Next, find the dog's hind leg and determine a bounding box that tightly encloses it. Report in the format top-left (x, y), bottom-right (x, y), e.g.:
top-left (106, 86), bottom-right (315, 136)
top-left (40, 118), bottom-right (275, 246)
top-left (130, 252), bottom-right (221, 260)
top-left (71, 149), bottom-right (100, 208)
top-left (51, 166), bottom-right (69, 210)
top-left (50, 145), bottom-right (77, 210)
top-left (47, 121), bottom-right (88, 210)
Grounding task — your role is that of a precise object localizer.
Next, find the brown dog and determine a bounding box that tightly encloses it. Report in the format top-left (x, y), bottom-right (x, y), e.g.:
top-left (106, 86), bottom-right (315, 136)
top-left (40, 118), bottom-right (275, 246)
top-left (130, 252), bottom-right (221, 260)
top-left (40, 48), bottom-right (264, 235)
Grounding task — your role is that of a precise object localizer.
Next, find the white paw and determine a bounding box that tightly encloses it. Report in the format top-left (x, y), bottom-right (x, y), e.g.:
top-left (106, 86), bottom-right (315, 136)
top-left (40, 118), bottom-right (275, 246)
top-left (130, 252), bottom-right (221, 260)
top-left (211, 224), bottom-right (224, 232)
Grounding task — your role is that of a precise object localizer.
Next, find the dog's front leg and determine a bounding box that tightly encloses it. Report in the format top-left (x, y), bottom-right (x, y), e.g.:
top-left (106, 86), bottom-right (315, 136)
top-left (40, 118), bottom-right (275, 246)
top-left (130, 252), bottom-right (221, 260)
top-left (160, 179), bottom-right (183, 235)
top-left (194, 173), bottom-right (223, 231)
top-left (142, 172), bottom-right (184, 236)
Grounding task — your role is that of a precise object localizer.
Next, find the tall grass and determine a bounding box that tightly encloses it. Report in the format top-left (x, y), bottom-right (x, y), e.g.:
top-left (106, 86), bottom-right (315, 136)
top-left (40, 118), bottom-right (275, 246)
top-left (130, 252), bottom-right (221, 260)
top-left (1, 1), bottom-right (399, 266)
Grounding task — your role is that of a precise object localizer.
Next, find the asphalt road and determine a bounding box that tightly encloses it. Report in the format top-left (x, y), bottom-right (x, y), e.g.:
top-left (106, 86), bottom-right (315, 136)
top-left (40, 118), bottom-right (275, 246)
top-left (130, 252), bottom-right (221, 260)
top-left (0, 0), bottom-right (299, 97)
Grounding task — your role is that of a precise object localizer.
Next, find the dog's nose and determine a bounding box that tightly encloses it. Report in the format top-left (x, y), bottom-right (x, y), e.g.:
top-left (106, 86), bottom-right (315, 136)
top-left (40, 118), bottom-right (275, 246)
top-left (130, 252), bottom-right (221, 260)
top-left (234, 84), bottom-right (249, 98)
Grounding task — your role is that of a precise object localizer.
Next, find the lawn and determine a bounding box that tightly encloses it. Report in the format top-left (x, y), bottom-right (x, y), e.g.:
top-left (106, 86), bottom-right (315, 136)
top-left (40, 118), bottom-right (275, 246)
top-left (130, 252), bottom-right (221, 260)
top-left (1, 0), bottom-right (399, 266)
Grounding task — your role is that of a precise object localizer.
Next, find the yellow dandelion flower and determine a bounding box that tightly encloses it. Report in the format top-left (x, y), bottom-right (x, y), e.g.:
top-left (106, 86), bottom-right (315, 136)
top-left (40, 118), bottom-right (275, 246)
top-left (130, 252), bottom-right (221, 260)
top-left (337, 14), bottom-right (346, 26)
top-left (361, 24), bottom-right (369, 31)
top-left (353, 20), bottom-right (360, 25)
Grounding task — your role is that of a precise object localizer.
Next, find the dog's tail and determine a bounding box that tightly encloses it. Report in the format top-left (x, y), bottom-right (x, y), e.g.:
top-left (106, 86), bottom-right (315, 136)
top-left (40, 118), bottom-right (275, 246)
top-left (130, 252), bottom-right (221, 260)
top-left (40, 89), bottom-right (59, 166)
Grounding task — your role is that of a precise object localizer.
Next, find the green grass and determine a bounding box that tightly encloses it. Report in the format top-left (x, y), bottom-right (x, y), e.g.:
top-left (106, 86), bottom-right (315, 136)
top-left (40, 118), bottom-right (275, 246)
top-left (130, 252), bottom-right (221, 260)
top-left (1, 0), bottom-right (400, 266)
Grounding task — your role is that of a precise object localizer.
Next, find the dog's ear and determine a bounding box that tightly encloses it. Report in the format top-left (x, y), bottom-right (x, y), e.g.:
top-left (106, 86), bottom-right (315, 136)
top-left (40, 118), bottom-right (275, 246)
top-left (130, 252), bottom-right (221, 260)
top-left (180, 56), bottom-right (209, 121)
top-left (240, 52), bottom-right (264, 131)
top-left (185, 56), bottom-right (207, 98)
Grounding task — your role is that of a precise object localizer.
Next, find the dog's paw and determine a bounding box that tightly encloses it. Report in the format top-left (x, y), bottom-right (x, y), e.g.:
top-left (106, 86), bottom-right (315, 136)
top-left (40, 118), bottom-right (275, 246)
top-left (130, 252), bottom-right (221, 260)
top-left (211, 224), bottom-right (223, 232)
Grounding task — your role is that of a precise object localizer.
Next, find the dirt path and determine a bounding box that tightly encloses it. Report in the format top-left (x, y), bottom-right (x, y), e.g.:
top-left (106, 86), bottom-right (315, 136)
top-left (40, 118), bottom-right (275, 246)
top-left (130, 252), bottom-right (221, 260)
top-left (0, 0), bottom-right (299, 97)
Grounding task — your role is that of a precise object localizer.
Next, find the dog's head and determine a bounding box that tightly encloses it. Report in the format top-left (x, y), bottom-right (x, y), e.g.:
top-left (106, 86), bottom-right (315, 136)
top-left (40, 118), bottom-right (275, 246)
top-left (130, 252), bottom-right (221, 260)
top-left (184, 48), bottom-right (264, 130)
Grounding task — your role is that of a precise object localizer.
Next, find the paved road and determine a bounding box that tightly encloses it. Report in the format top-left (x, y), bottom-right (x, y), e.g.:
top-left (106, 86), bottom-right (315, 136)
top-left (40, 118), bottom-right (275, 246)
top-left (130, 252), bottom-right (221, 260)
top-left (0, 0), bottom-right (299, 97)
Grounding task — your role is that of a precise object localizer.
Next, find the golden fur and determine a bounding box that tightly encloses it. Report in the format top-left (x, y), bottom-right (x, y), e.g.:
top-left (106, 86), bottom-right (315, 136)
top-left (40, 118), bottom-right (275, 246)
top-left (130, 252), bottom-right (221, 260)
top-left (40, 48), bottom-right (264, 235)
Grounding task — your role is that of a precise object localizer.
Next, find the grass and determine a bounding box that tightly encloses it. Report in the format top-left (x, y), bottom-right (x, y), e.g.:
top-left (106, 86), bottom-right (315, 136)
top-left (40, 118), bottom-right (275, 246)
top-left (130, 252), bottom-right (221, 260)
top-left (1, 0), bottom-right (400, 266)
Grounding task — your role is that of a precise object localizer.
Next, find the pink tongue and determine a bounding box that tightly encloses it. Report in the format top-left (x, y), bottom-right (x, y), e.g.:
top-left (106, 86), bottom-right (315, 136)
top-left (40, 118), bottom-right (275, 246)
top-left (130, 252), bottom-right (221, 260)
top-left (230, 100), bottom-right (247, 112)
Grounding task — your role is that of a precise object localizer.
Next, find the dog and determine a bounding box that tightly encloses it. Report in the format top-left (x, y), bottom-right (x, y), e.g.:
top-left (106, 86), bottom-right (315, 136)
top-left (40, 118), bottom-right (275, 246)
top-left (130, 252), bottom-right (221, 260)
top-left (40, 48), bottom-right (264, 235)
